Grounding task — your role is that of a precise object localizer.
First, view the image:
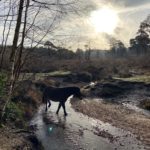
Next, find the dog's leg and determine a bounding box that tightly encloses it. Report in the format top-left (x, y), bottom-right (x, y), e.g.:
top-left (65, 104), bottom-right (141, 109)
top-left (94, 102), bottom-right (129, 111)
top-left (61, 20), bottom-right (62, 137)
top-left (56, 103), bottom-right (61, 114)
top-left (48, 100), bottom-right (51, 107)
top-left (62, 102), bottom-right (67, 116)
top-left (45, 100), bottom-right (48, 112)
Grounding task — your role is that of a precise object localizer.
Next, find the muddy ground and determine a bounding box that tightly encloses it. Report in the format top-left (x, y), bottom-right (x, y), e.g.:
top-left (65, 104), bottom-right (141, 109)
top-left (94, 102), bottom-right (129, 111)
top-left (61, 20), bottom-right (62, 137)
top-left (0, 126), bottom-right (43, 150)
top-left (0, 76), bottom-right (150, 149)
top-left (71, 99), bottom-right (150, 147)
top-left (0, 80), bottom-right (44, 150)
top-left (71, 79), bottom-right (150, 148)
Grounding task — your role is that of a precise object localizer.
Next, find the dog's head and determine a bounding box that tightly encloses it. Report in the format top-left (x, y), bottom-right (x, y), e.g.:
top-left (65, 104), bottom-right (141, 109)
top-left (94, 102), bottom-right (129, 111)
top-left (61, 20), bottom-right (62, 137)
top-left (73, 87), bottom-right (85, 100)
top-left (34, 82), bottom-right (47, 92)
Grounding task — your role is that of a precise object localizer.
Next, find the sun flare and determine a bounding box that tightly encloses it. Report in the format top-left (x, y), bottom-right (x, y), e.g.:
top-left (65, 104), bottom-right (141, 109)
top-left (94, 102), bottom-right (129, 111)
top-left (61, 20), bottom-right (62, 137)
top-left (90, 7), bottom-right (119, 34)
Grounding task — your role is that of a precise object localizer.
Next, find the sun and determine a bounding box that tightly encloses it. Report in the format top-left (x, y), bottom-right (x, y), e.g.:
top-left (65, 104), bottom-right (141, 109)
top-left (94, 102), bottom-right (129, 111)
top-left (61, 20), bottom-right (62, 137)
top-left (90, 7), bottom-right (119, 34)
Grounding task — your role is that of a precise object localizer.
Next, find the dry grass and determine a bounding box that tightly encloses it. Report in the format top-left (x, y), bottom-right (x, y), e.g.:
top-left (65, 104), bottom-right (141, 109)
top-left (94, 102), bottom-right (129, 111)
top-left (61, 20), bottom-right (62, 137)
top-left (6, 55), bottom-right (146, 78)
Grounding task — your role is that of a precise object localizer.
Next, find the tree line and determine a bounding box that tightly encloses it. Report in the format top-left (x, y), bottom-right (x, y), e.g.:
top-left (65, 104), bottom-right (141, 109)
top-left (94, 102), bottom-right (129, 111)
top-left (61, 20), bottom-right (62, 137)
top-left (108, 15), bottom-right (150, 58)
top-left (43, 14), bottom-right (150, 60)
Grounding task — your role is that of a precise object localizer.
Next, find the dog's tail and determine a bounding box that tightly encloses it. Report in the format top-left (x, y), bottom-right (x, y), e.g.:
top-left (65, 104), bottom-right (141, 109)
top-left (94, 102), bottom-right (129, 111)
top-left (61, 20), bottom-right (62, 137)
top-left (42, 94), bottom-right (46, 103)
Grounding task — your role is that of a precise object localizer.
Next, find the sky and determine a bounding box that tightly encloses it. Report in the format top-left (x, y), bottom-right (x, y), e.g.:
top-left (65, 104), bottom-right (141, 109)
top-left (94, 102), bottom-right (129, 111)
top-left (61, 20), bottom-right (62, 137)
top-left (0, 0), bottom-right (150, 51)
top-left (54, 0), bottom-right (150, 50)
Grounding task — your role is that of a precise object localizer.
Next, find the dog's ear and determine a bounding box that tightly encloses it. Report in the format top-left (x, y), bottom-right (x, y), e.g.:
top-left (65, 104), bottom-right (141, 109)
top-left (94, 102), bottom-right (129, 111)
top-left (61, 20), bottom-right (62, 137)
top-left (34, 82), bottom-right (47, 91)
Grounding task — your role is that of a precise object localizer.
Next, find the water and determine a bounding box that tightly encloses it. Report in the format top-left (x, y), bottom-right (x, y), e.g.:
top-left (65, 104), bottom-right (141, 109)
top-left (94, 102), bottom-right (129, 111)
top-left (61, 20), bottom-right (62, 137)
top-left (30, 98), bottom-right (145, 150)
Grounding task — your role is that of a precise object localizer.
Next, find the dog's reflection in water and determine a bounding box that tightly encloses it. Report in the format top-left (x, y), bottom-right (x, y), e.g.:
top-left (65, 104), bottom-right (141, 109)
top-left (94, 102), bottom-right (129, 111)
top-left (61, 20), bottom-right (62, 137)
top-left (43, 113), bottom-right (67, 136)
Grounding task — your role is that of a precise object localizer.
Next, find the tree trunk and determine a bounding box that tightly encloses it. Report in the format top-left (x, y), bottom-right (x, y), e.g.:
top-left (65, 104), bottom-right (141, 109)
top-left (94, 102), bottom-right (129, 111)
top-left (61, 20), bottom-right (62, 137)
top-left (1, 0), bottom-right (25, 122)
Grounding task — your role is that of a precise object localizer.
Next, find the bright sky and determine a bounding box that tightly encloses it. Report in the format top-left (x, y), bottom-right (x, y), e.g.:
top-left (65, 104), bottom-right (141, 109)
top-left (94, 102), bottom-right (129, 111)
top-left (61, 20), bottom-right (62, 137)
top-left (0, 0), bottom-right (150, 50)
top-left (54, 0), bottom-right (150, 50)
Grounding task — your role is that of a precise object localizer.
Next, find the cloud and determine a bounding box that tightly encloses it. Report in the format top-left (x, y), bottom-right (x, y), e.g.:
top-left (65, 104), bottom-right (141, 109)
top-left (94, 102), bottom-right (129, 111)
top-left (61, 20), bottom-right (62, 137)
top-left (113, 0), bottom-right (150, 7)
top-left (80, 0), bottom-right (150, 48)
top-left (0, 0), bottom-right (150, 50)
top-left (118, 3), bottom-right (150, 14)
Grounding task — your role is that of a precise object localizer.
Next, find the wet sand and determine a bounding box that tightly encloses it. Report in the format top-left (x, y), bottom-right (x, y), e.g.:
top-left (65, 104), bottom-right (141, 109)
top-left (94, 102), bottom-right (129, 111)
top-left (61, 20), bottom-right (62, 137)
top-left (71, 98), bottom-right (150, 149)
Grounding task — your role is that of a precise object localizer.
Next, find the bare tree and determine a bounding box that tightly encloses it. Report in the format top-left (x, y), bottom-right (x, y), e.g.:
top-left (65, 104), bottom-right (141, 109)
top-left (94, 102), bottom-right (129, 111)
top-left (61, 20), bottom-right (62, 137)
top-left (1, 0), bottom-right (25, 121)
top-left (0, 0), bottom-right (80, 121)
top-left (0, 0), bottom-right (15, 69)
top-left (85, 44), bottom-right (91, 61)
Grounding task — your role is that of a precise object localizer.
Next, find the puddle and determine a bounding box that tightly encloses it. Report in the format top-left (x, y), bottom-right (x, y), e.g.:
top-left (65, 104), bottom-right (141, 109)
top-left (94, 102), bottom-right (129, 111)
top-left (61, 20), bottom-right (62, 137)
top-left (30, 98), bottom-right (145, 150)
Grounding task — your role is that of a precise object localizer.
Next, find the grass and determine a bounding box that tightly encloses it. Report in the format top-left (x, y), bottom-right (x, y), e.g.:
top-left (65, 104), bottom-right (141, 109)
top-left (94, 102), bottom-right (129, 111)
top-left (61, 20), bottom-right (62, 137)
top-left (47, 71), bottom-right (71, 76)
top-left (114, 75), bottom-right (150, 84)
top-left (19, 70), bottom-right (71, 81)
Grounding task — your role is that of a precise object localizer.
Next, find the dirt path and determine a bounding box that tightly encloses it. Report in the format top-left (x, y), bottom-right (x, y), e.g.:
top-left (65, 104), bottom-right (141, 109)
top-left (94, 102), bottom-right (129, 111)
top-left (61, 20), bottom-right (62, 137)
top-left (71, 98), bottom-right (150, 149)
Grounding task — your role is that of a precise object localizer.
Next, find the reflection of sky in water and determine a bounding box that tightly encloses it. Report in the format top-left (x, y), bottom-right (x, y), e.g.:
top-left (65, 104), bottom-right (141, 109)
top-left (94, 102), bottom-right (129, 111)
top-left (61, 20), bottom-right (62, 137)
top-left (30, 100), bottom-right (144, 150)
top-left (48, 126), bottom-right (53, 133)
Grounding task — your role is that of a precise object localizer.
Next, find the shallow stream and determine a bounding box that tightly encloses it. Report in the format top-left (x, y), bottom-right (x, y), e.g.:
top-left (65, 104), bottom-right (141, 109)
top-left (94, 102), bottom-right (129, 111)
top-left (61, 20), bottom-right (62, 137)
top-left (30, 98), bottom-right (145, 150)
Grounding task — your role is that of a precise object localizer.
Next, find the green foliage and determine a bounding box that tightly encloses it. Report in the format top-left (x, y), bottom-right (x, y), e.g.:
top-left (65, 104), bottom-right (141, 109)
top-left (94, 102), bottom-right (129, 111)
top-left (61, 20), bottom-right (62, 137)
top-left (4, 102), bottom-right (24, 121)
top-left (0, 73), bottom-right (7, 96)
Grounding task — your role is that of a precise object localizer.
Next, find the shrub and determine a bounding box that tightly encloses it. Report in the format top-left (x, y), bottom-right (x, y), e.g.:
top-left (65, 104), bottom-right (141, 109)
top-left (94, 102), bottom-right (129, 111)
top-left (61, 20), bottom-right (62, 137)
top-left (4, 102), bottom-right (24, 121)
top-left (140, 99), bottom-right (150, 110)
top-left (76, 72), bottom-right (92, 82)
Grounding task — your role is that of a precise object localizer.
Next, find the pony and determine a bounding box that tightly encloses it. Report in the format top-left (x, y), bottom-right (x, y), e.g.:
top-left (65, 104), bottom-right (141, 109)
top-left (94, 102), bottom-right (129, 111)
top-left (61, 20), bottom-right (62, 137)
top-left (42, 86), bottom-right (83, 116)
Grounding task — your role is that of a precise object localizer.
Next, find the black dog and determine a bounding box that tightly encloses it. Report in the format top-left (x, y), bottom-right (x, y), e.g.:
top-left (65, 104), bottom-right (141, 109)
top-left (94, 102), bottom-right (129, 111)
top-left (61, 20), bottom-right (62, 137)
top-left (43, 86), bottom-right (83, 116)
